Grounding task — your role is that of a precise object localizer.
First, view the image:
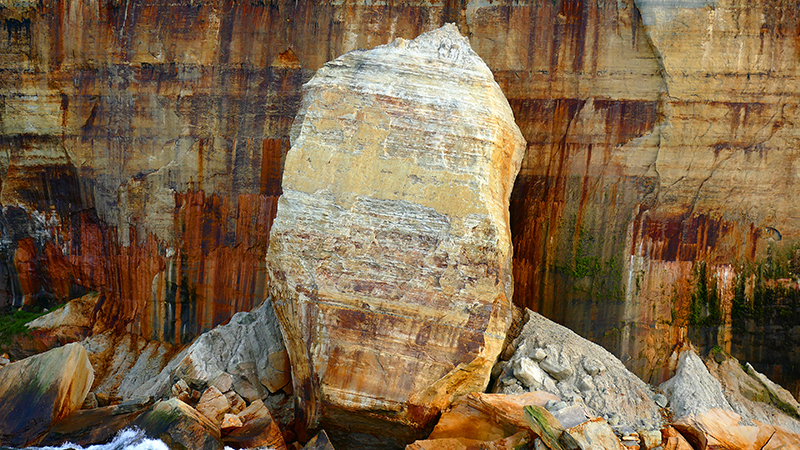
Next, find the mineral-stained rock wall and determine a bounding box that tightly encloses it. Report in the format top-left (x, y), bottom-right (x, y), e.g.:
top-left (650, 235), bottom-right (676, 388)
top-left (3, 0), bottom-right (800, 398)
top-left (266, 24), bottom-right (526, 439)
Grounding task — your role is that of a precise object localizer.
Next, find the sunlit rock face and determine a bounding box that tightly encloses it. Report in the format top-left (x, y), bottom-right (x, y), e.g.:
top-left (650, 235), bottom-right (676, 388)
top-left (3, 0), bottom-right (800, 399)
top-left (0, 342), bottom-right (94, 447)
top-left (0, 0), bottom-right (305, 342)
top-left (266, 24), bottom-right (526, 441)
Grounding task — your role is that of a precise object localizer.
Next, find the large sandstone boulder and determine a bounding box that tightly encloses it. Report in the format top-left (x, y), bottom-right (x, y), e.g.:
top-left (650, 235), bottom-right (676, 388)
top-left (495, 310), bottom-right (663, 431)
top-left (266, 24), bottom-right (526, 440)
top-left (0, 342), bottom-right (94, 446)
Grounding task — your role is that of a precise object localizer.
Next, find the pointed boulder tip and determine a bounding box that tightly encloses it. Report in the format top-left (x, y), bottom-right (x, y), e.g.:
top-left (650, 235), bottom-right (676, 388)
top-left (385, 22), bottom-right (478, 66)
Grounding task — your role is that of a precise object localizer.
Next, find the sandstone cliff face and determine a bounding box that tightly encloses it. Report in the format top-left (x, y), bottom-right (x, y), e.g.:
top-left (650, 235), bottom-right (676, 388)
top-left (2, 0), bottom-right (800, 398)
top-left (266, 24), bottom-right (525, 440)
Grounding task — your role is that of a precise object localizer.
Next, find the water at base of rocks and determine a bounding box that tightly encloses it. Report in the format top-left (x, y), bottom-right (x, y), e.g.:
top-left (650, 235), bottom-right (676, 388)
top-left (1, 428), bottom-right (239, 450)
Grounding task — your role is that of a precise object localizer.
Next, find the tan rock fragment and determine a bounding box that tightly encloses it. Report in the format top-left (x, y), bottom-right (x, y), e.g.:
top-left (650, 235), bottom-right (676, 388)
top-left (407, 431), bottom-right (530, 450)
top-left (661, 426), bottom-right (693, 450)
top-left (171, 379), bottom-right (192, 404)
top-left (196, 386), bottom-right (231, 425)
top-left (25, 292), bottom-right (100, 343)
top-left (560, 417), bottom-right (626, 450)
top-left (673, 408), bottom-right (800, 450)
top-left (220, 413), bottom-right (243, 432)
top-left (267, 23), bottom-right (525, 438)
top-left (224, 408), bottom-right (286, 450)
top-left (225, 390), bottom-right (247, 415)
top-left (237, 399), bottom-right (272, 424)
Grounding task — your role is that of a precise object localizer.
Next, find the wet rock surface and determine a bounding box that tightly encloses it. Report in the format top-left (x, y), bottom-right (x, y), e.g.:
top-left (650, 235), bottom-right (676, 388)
top-left (131, 398), bottom-right (224, 450)
top-left (37, 405), bottom-right (147, 447)
top-left (267, 23), bottom-right (526, 441)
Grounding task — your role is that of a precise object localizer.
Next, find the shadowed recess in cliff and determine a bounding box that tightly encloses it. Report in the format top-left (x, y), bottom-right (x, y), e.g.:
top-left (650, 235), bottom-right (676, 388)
top-left (508, 98), bottom-right (660, 313)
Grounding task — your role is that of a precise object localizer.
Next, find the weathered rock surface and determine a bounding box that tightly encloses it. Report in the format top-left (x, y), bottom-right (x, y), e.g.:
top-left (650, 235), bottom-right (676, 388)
top-left (661, 426), bottom-right (694, 450)
top-left (660, 347), bottom-right (733, 419)
top-left (226, 401), bottom-right (289, 449)
top-left (673, 408), bottom-right (800, 450)
top-left (303, 430), bottom-right (335, 450)
top-left (496, 310), bottom-right (662, 431)
top-left (658, 346), bottom-right (800, 449)
top-left (142, 299), bottom-right (289, 403)
top-left (267, 24), bottom-right (525, 440)
top-left (25, 292), bottom-right (100, 345)
top-left (3, 0), bottom-right (800, 399)
top-left (0, 342), bottom-right (94, 446)
top-left (196, 386), bottom-right (230, 425)
top-left (406, 432), bottom-right (531, 450)
top-left (560, 417), bottom-right (626, 450)
top-left (706, 351), bottom-right (800, 434)
top-left (82, 330), bottom-right (177, 401)
top-left (425, 392), bottom-right (558, 443)
top-left (131, 398), bottom-right (223, 450)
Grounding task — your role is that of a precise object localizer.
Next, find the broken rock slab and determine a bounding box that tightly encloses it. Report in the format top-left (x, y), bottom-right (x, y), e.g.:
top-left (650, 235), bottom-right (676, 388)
top-left (266, 23), bottom-right (526, 442)
top-left (141, 299), bottom-right (290, 404)
top-left (0, 342), bottom-right (94, 447)
top-left (82, 330), bottom-right (176, 401)
top-left (428, 391), bottom-right (559, 442)
top-left (706, 351), bottom-right (800, 434)
top-left (496, 310), bottom-right (662, 431)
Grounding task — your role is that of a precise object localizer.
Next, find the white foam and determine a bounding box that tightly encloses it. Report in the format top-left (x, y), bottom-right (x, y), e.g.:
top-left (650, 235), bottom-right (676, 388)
top-left (26, 428), bottom-right (169, 450)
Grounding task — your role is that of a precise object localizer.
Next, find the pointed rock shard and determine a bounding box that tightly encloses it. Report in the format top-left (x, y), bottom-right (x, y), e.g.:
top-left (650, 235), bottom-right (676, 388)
top-left (267, 23), bottom-right (526, 440)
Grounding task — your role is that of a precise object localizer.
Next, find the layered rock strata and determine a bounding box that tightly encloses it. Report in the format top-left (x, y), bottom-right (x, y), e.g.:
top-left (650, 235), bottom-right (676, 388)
top-left (4, 0), bottom-right (800, 400)
top-left (266, 24), bottom-right (526, 440)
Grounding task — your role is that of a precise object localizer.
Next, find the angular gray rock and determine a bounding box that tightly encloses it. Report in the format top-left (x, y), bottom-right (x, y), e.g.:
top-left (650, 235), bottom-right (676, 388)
top-left (142, 299), bottom-right (290, 403)
top-left (495, 310), bottom-right (662, 431)
top-left (82, 331), bottom-right (175, 401)
top-left (659, 347), bottom-right (733, 418)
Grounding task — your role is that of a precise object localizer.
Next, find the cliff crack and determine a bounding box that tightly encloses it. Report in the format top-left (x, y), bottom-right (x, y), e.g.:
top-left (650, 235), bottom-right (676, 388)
top-left (689, 150), bottom-right (736, 216)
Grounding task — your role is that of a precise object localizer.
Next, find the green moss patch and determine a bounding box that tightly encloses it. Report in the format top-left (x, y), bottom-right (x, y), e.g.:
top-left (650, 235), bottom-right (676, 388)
top-left (0, 307), bottom-right (56, 346)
